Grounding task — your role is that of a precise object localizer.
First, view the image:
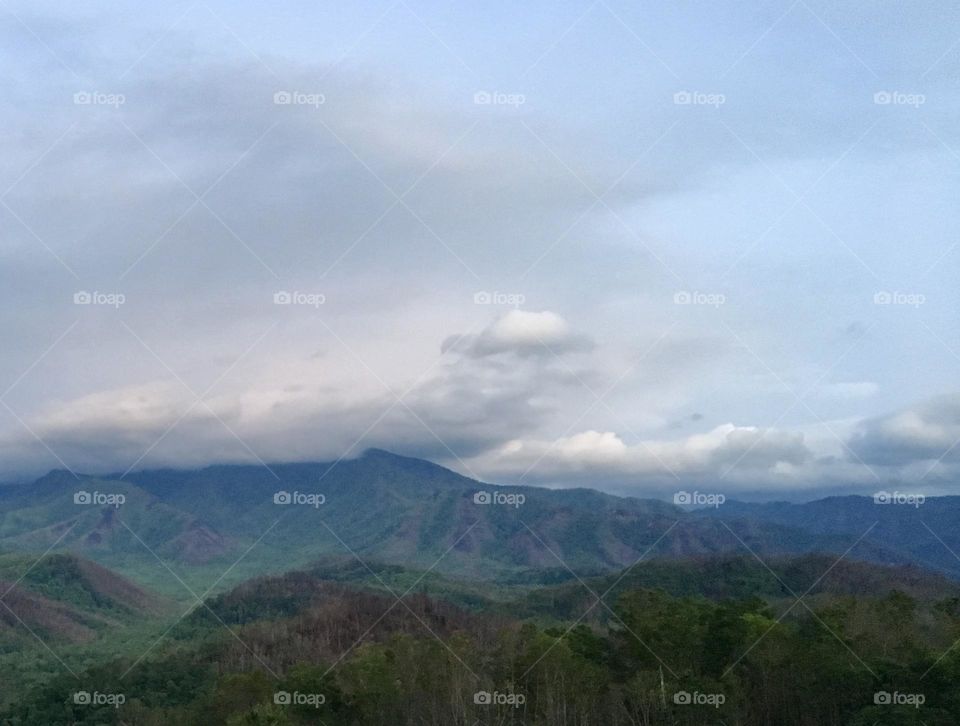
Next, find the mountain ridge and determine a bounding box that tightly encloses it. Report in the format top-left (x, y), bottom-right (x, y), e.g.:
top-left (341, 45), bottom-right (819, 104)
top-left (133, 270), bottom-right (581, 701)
top-left (0, 450), bottom-right (955, 593)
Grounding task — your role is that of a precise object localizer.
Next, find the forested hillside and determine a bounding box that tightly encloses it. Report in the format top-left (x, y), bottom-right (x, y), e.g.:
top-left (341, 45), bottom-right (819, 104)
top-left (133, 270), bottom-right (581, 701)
top-left (5, 555), bottom-right (960, 724)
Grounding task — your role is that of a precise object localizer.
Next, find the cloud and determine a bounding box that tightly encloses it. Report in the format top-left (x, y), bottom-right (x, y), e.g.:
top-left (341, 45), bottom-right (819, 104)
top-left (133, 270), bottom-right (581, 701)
top-left (0, 285), bottom-right (950, 495)
top-left (0, 47), bottom-right (635, 478)
top-left (0, 6), bottom-right (956, 500)
top-left (470, 423), bottom-right (812, 487)
top-left (443, 310), bottom-right (593, 358)
top-left (0, 309), bottom-right (598, 477)
top-left (847, 394), bottom-right (960, 467)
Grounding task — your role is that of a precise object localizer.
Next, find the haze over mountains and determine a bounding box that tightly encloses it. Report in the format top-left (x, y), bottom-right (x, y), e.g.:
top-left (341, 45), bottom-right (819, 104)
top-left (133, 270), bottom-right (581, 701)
top-left (2, 449), bottom-right (958, 593)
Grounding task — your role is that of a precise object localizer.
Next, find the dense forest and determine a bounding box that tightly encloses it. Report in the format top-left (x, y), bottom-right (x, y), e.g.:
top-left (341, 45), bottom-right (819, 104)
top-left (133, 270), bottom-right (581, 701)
top-left (5, 562), bottom-right (960, 725)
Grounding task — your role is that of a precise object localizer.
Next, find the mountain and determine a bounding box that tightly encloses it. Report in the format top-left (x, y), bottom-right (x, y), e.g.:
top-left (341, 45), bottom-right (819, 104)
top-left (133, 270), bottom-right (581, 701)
top-left (0, 552), bottom-right (163, 642)
top-left (0, 450), bottom-right (944, 595)
top-left (692, 495), bottom-right (960, 578)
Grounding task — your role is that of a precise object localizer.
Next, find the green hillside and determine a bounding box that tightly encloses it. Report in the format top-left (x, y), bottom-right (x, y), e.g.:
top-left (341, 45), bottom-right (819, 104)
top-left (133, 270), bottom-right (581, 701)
top-left (6, 553), bottom-right (960, 725)
top-left (0, 451), bottom-right (911, 599)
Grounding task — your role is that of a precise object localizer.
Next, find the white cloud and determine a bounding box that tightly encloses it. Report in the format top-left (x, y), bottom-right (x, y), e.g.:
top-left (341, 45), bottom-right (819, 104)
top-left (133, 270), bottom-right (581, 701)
top-left (471, 423), bottom-right (811, 487)
top-left (445, 310), bottom-right (593, 358)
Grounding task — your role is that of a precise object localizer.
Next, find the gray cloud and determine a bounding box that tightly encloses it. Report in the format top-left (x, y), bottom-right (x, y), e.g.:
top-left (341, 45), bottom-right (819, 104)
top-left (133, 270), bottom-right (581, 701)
top-left (442, 310), bottom-right (593, 358)
top-left (0, 310), bottom-right (596, 477)
top-left (0, 4), bottom-right (957, 499)
top-left (848, 394), bottom-right (960, 467)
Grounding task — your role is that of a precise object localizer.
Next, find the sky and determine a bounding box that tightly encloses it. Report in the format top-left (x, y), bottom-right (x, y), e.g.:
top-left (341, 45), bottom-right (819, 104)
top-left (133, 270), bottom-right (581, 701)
top-left (0, 0), bottom-right (958, 498)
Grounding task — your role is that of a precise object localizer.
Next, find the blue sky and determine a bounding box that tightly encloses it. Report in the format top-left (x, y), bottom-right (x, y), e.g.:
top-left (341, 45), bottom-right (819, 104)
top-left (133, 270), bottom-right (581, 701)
top-left (0, 0), bottom-right (958, 497)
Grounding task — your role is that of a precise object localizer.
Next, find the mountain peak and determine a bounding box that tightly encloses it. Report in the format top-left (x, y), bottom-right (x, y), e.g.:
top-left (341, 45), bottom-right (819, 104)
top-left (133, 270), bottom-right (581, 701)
top-left (360, 447), bottom-right (406, 459)
top-left (357, 448), bottom-right (479, 484)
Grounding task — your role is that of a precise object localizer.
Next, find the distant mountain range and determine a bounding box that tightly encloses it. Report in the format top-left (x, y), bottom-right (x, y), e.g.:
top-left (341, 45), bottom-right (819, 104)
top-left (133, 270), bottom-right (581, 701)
top-left (0, 449), bottom-right (958, 595)
top-left (3, 466), bottom-right (960, 722)
top-left (692, 495), bottom-right (960, 577)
